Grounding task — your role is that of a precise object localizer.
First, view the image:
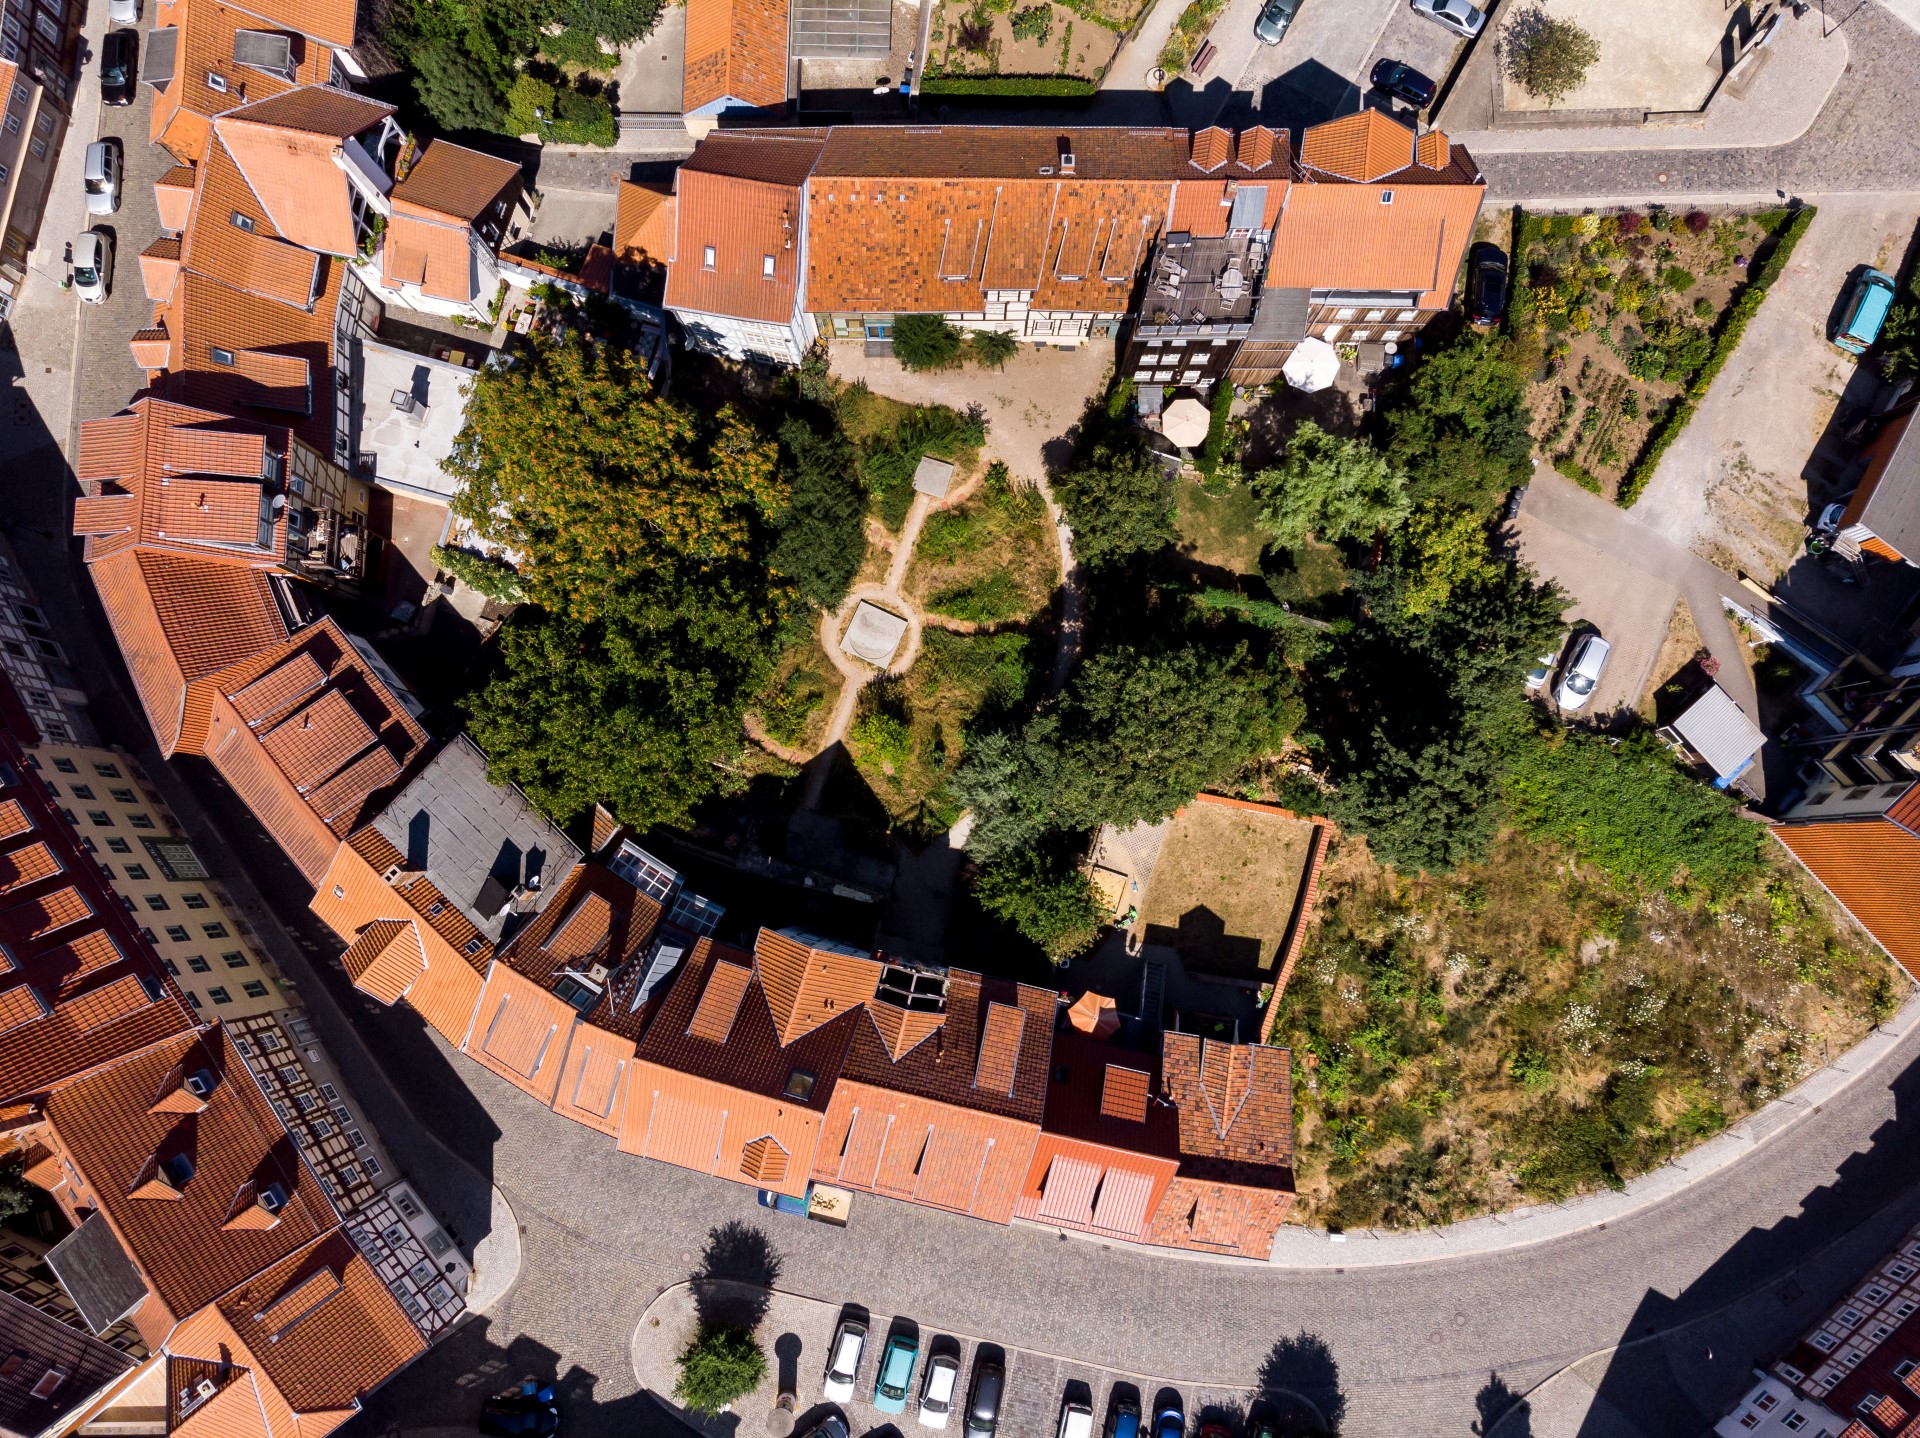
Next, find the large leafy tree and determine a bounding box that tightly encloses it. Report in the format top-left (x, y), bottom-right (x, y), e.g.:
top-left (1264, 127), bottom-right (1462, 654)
top-left (973, 847), bottom-right (1105, 963)
top-left (1251, 420), bottom-right (1410, 548)
top-left (1053, 442), bottom-right (1175, 570)
top-left (1384, 333), bottom-right (1536, 512)
top-left (770, 417), bottom-right (866, 610)
top-left (1503, 6), bottom-right (1601, 107)
top-left (450, 333), bottom-right (793, 827)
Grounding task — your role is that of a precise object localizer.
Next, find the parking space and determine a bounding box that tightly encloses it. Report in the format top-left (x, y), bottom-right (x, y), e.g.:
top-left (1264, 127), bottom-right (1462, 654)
top-left (1358, 2), bottom-right (1463, 118)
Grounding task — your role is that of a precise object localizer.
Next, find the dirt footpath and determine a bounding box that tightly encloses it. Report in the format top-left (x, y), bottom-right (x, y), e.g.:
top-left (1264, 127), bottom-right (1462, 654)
top-left (1629, 199), bottom-right (1920, 583)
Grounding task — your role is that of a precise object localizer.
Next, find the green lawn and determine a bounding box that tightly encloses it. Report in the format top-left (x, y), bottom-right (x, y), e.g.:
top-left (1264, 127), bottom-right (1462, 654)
top-left (1174, 479), bottom-right (1264, 576)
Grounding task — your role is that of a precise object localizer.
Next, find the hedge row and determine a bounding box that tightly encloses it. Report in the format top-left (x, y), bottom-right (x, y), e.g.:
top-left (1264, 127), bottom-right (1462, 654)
top-left (919, 74), bottom-right (1099, 95)
top-left (1614, 204), bottom-right (1817, 507)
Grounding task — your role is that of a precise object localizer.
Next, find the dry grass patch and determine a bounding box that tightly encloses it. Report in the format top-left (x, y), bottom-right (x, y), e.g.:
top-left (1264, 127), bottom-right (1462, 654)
top-left (1272, 830), bottom-right (1897, 1230)
top-left (1140, 799), bottom-right (1318, 981)
top-left (908, 465), bottom-right (1058, 625)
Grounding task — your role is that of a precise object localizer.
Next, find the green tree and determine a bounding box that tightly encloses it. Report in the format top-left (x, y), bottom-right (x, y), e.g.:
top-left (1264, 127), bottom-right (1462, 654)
top-left (968, 329), bottom-right (1019, 370)
top-left (1503, 6), bottom-right (1601, 107)
top-left (447, 331), bottom-right (786, 619)
top-left (1250, 421), bottom-right (1410, 548)
top-left (673, 1325), bottom-right (766, 1417)
top-left (431, 545), bottom-right (524, 602)
top-left (951, 729), bottom-right (1051, 860)
top-left (553, 0), bottom-right (663, 44)
top-left (1882, 297), bottom-right (1920, 380)
top-left (1329, 725), bottom-right (1508, 873)
top-left (973, 848), bottom-right (1104, 962)
top-left (892, 314), bottom-right (964, 371)
top-left (771, 417), bottom-right (866, 609)
top-left (1389, 503), bottom-right (1500, 618)
top-left (1053, 442), bottom-right (1174, 569)
top-left (0, 1157), bottom-right (33, 1221)
top-left (411, 40), bottom-right (507, 132)
top-left (1384, 332), bottom-right (1536, 511)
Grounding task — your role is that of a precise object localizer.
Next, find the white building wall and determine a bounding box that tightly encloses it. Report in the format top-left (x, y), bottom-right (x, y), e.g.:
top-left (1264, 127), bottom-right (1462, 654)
top-left (1714, 1374), bottom-right (1842, 1438)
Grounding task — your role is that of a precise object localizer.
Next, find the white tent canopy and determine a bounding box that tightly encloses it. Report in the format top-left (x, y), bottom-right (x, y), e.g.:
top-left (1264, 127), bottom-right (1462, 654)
top-left (1282, 337), bottom-right (1341, 393)
top-left (1162, 396), bottom-right (1211, 448)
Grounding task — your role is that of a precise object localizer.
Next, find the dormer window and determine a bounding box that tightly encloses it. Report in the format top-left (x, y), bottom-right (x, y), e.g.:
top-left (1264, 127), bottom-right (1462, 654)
top-left (783, 1068), bottom-right (816, 1102)
top-left (205, 69), bottom-right (227, 92)
top-left (258, 1181), bottom-right (288, 1212)
top-left (161, 1152), bottom-right (194, 1186)
top-left (1380, 190), bottom-right (1394, 204)
top-left (211, 347), bottom-right (236, 367)
top-left (230, 211), bottom-right (255, 233)
top-left (702, 245), bottom-right (716, 270)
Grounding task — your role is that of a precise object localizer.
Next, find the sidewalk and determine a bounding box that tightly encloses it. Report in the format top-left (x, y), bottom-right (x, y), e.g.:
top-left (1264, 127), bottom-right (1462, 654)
top-left (1448, 9), bottom-right (1846, 154)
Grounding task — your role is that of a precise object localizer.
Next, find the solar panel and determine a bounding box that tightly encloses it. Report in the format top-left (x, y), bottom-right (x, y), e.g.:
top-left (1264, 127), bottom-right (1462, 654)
top-left (789, 0), bottom-right (891, 59)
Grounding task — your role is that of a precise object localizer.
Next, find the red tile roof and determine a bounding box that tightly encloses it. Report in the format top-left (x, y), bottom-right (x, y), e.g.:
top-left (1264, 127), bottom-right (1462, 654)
top-left (494, 861), bottom-right (665, 1041)
top-left (42, 1026), bottom-right (329, 1319)
top-left (839, 970), bottom-right (1053, 1123)
top-left (683, 0), bottom-right (789, 113)
top-left (1776, 818), bottom-right (1920, 980)
top-left (665, 157), bottom-right (806, 324)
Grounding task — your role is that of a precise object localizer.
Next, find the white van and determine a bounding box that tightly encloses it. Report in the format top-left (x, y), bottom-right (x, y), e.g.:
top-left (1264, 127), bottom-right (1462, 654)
top-left (83, 140), bottom-right (121, 216)
top-left (1056, 1401), bottom-right (1093, 1438)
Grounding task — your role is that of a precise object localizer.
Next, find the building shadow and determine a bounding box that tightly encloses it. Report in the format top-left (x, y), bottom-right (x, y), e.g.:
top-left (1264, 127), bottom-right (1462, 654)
top-left (1142, 904), bottom-right (1267, 981)
top-left (1255, 1331), bottom-right (1346, 1434)
top-left (1251, 58), bottom-right (1361, 137)
top-left (1572, 1044), bottom-right (1920, 1436)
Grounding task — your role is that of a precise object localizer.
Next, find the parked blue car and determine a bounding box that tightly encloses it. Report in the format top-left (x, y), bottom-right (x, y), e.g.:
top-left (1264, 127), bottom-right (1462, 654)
top-left (1835, 268), bottom-right (1897, 355)
top-left (874, 1334), bottom-right (920, 1414)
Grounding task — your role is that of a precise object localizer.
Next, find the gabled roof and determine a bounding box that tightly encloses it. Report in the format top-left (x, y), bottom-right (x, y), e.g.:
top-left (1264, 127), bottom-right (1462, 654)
top-left (839, 969), bottom-right (1054, 1123)
top-left (1264, 180), bottom-right (1483, 307)
top-left (42, 1026), bottom-right (330, 1319)
top-left (752, 928), bottom-right (879, 1046)
top-left (683, 0), bottom-right (790, 114)
top-left (665, 154), bottom-right (808, 325)
top-left (149, 0), bottom-right (338, 157)
top-left (1844, 412), bottom-right (1920, 562)
top-left (392, 140), bottom-right (520, 223)
top-left (1160, 1031), bottom-right (1291, 1175)
top-left (614, 181), bottom-right (674, 265)
top-left (214, 88), bottom-right (395, 258)
top-left (0, 1289), bottom-right (136, 1438)
top-left (495, 861), bottom-right (666, 1041)
top-left (75, 396), bottom-right (289, 565)
top-left (1297, 109), bottom-right (1420, 183)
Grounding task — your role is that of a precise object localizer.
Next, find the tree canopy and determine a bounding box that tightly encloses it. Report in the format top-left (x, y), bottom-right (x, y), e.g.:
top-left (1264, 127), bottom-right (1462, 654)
top-left (973, 847), bottom-right (1105, 962)
top-left (1503, 6), bottom-right (1601, 106)
top-left (1251, 419), bottom-right (1410, 548)
top-left (1053, 441), bottom-right (1175, 570)
top-left (1384, 333), bottom-right (1536, 511)
top-left (451, 332), bottom-right (795, 828)
top-left (892, 314), bottom-right (964, 371)
top-left (770, 416), bottom-right (866, 610)
top-left (673, 1325), bottom-right (766, 1417)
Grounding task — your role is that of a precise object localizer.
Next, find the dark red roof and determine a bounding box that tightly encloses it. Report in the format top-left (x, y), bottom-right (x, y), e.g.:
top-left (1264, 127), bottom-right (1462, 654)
top-left (839, 970), bottom-right (1054, 1123)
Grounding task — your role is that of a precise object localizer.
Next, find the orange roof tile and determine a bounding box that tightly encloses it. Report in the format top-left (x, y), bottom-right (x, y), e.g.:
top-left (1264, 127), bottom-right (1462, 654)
top-left (154, 0), bottom-right (337, 156)
top-left (1777, 819), bottom-right (1920, 979)
top-left (382, 211), bottom-right (475, 304)
top-left (753, 929), bottom-right (880, 1046)
top-left (614, 181), bottom-right (674, 264)
top-left (1099, 1063), bottom-right (1150, 1123)
top-left (665, 163), bottom-right (805, 324)
top-left (156, 166), bottom-right (198, 232)
top-left (391, 140), bottom-right (521, 223)
top-left (339, 918), bottom-right (423, 1004)
top-left (1264, 180), bottom-right (1483, 309)
top-left (43, 1027), bottom-right (328, 1317)
top-left (973, 1001), bottom-right (1025, 1096)
top-left (687, 959), bottom-right (752, 1042)
top-left (1298, 109), bottom-right (1417, 183)
top-left (683, 0), bottom-right (789, 113)
top-left (229, 650), bottom-right (325, 725)
top-left (258, 688), bottom-right (378, 792)
top-left (468, 967), bottom-right (576, 1102)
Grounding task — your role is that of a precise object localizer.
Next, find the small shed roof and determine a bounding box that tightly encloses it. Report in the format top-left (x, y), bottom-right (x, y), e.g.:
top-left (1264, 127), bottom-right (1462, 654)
top-left (841, 601), bottom-right (908, 668)
top-left (912, 455), bottom-right (955, 499)
top-left (1673, 684), bottom-right (1764, 780)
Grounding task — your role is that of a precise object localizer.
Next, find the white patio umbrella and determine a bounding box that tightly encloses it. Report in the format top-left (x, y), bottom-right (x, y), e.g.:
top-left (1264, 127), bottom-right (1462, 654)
top-left (1282, 336), bottom-right (1341, 393)
top-left (1162, 395), bottom-right (1211, 448)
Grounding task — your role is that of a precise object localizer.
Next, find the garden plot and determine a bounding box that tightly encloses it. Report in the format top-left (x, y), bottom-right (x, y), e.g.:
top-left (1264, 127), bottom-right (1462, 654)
top-left (907, 465), bottom-right (1059, 626)
top-left (1513, 207), bottom-right (1797, 502)
top-left (1138, 797), bottom-right (1320, 982)
top-left (924, 0), bottom-right (1127, 90)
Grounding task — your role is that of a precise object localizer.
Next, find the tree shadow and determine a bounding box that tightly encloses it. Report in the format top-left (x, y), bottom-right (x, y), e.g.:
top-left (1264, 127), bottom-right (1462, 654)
top-left (1473, 1372), bottom-right (1531, 1437)
top-left (1255, 1332), bottom-right (1346, 1434)
top-left (691, 1220), bottom-right (782, 1332)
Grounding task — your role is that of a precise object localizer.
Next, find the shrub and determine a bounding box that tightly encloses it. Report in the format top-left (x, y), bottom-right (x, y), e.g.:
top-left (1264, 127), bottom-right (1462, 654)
top-left (852, 684), bottom-right (915, 768)
top-left (1009, 3), bottom-right (1051, 40)
top-left (1661, 265), bottom-right (1696, 292)
top-left (432, 545), bottom-right (524, 602)
top-left (918, 73), bottom-right (1098, 95)
top-left (674, 1325), bottom-right (766, 1417)
top-left (929, 572), bottom-right (1026, 623)
top-left (758, 669), bottom-right (829, 746)
top-left (862, 404), bottom-right (987, 527)
top-left (1692, 295), bottom-right (1715, 320)
top-left (892, 313), bottom-right (964, 371)
top-left (1193, 381), bottom-right (1237, 478)
top-left (969, 328), bottom-right (1019, 370)
top-left (1503, 7), bottom-right (1600, 106)
top-left (1684, 209), bottom-right (1712, 235)
top-left (540, 25), bottom-right (616, 68)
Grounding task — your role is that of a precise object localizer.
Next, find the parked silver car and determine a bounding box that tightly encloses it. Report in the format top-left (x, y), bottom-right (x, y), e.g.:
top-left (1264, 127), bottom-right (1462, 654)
top-left (71, 229), bottom-right (113, 304)
top-left (1410, 0), bottom-right (1485, 37)
top-left (1254, 0), bottom-right (1300, 44)
top-left (1555, 633), bottom-right (1611, 712)
top-left (83, 139), bottom-right (121, 216)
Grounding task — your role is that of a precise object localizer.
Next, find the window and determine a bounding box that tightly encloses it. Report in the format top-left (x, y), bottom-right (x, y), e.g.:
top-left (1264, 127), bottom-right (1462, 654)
top-left (1892, 1262), bottom-right (1915, 1280)
top-left (124, 863), bottom-right (147, 880)
top-left (1865, 1284), bottom-right (1889, 1302)
top-left (97, 864), bottom-right (113, 880)
top-left (229, 211), bottom-right (255, 233)
top-left (321, 1083), bottom-right (339, 1101)
top-left (109, 787), bottom-right (135, 803)
top-left (187, 992), bottom-right (201, 1009)
top-left (183, 892), bottom-right (209, 909)
top-left (93, 762), bottom-right (120, 778)
top-left (1754, 1393), bottom-right (1779, 1412)
top-left (210, 348), bottom-right (235, 367)
top-left (106, 837), bottom-right (130, 854)
top-left (2, 115), bottom-right (14, 134)
top-left (144, 894), bottom-right (169, 911)
top-left (87, 810), bottom-right (109, 826)
top-left (208, 987), bottom-right (231, 1005)
top-left (278, 1066), bottom-right (301, 1087)
top-left (119, 894), bottom-right (136, 913)
top-left (762, 254), bottom-right (775, 277)
top-left (1859, 1395), bottom-right (1886, 1416)
top-left (1900, 1300), bottom-right (1918, 1319)
top-left (1782, 1414), bottom-right (1808, 1432)
top-left (51, 757), bottom-right (75, 774)
top-left (223, 951), bottom-right (248, 968)
top-left (166, 925), bottom-right (189, 943)
top-left (129, 813), bottom-right (154, 829)
top-left (394, 1190), bottom-right (421, 1219)
top-left (161, 1152), bottom-right (194, 1185)
top-left (141, 927), bottom-right (157, 943)
top-left (1811, 1332), bottom-right (1838, 1352)
top-left (1897, 1360), bottom-right (1918, 1380)
top-left (365, 1156), bottom-right (382, 1176)
top-left (206, 69), bottom-right (227, 91)
top-left (702, 245), bottom-right (716, 269)
top-left (234, 1038), bottom-right (253, 1057)
top-left (1840, 1308), bottom-right (1864, 1327)
top-left (81, 837), bottom-right (96, 854)
top-left (348, 1129), bottom-right (367, 1147)
top-left (1737, 1416), bottom-right (1758, 1431)
top-left (202, 922), bottom-right (228, 938)
top-left (312, 1118), bottom-right (334, 1138)
top-left (332, 1105), bottom-right (352, 1125)
top-left (783, 1069), bottom-right (816, 1102)
top-left (69, 783), bottom-right (93, 800)
top-left (295, 1092), bottom-right (317, 1112)
top-left (29, 1366), bottom-right (67, 1400)
top-left (1379, 190), bottom-right (1394, 203)
top-left (340, 1165), bottom-right (361, 1186)
top-left (161, 957), bottom-right (176, 975)
top-left (242, 981), bottom-right (267, 998)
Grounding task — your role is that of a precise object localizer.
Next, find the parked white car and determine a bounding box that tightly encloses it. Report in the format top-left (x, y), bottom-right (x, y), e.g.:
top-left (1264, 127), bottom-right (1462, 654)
top-left (1411, 0), bottom-right (1484, 36)
top-left (1555, 633), bottom-right (1611, 712)
top-left (108, 0), bottom-right (138, 22)
top-left (822, 1318), bottom-right (866, 1404)
top-left (83, 139), bottom-right (121, 216)
top-left (71, 230), bottom-right (113, 304)
top-left (919, 1353), bottom-right (960, 1429)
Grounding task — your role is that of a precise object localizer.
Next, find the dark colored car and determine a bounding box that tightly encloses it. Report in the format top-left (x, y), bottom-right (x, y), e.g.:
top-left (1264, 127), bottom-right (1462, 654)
top-left (99, 28), bottom-right (137, 106)
top-left (478, 1381), bottom-right (559, 1438)
top-left (963, 1359), bottom-right (1006, 1438)
top-left (1370, 58), bottom-right (1436, 107)
top-left (1466, 242), bottom-right (1509, 326)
